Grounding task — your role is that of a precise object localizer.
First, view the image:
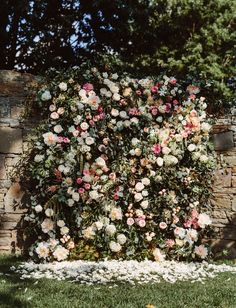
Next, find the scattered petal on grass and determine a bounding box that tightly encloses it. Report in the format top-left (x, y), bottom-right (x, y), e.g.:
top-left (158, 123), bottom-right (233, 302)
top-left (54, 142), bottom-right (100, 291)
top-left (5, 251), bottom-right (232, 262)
top-left (12, 260), bottom-right (236, 285)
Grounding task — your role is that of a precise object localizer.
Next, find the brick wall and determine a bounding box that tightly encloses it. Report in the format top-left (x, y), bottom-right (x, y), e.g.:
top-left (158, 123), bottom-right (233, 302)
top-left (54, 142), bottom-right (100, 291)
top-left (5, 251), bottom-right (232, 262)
top-left (0, 70), bottom-right (235, 257)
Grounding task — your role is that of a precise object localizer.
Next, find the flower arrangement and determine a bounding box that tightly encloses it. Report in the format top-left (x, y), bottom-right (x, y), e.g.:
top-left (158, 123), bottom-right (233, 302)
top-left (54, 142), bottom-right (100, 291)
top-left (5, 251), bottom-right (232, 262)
top-left (21, 67), bottom-right (216, 262)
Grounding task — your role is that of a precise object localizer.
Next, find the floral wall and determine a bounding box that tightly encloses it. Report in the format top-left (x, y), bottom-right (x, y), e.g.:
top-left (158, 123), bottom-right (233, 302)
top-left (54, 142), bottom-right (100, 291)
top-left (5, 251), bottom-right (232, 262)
top-left (0, 70), bottom-right (235, 258)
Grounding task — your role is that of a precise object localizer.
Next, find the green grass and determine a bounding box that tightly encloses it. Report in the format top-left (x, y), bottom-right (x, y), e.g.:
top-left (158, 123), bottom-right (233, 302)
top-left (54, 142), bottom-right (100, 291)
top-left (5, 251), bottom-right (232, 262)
top-left (0, 255), bottom-right (236, 308)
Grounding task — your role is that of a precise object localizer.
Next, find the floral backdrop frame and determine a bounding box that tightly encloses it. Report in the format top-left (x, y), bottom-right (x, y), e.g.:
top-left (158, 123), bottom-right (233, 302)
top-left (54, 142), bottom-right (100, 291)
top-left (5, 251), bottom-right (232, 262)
top-left (18, 66), bottom-right (216, 262)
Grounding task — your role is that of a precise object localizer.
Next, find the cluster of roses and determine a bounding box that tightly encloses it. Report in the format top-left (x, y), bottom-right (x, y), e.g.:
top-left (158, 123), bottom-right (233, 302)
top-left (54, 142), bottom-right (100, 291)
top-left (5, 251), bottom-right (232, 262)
top-left (24, 68), bottom-right (215, 262)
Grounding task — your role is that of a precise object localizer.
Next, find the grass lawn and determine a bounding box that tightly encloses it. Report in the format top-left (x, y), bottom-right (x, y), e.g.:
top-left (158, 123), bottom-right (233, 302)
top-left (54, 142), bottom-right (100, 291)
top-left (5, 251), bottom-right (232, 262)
top-left (0, 255), bottom-right (236, 308)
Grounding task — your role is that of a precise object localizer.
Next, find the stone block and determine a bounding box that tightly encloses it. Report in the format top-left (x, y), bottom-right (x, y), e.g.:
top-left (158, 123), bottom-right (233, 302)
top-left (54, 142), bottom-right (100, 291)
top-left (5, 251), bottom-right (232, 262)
top-left (0, 127), bottom-right (22, 153)
top-left (211, 196), bottom-right (231, 209)
top-left (232, 176), bottom-right (236, 187)
top-left (4, 182), bottom-right (25, 213)
top-left (11, 105), bottom-right (24, 119)
top-left (0, 237), bottom-right (12, 246)
top-left (0, 155), bottom-right (6, 179)
top-left (210, 239), bottom-right (236, 258)
top-left (213, 168), bottom-right (232, 188)
top-left (232, 196), bottom-right (236, 211)
top-left (0, 99), bottom-right (10, 117)
top-left (212, 210), bottom-right (227, 219)
top-left (213, 131), bottom-right (234, 151)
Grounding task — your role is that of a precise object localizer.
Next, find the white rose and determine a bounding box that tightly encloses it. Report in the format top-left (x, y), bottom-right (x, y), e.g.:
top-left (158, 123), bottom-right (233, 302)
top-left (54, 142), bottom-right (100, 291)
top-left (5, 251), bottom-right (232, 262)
top-left (141, 200), bottom-right (149, 209)
top-left (53, 246), bottom-right (69, 261)
top-left (156, 157), bottom-right (164, 167)
top-left (106, 224), bottom-right (116, 236)
top-left (72, 192), bottom-right (80, 202)
top-left (109, 241), bottom-right (121, 252)
top-left (68, 199), bottom-right (75, 207)
top-left (117, 234), bottom-right (127, 245)
top-left (89, 190), bottom-right (100, 200)
top-left (142, 190), bottom-right (149, 197)
top-left (35, 205), bottom-right (43, 213)
top-left (45, 208), bottom-right (54, 217)
top-left (200, 155), bottom-right (208, 163)
top-left (134, 192), bottom-right (143, 202)
top-left (131, 138), bottom-right (139, 146)
top-left (85, 137), bottom-right (95, 145)
top-left (111, 108), bottom-right (119, 117)
top-left (135, 182), bottom-right (145, 192)
top-left (60, 226), bottom-right (69, 235)
top-left (41, 90), bottom-right (52, 101)
top-left (162, 147), bottom-right (171, 155)
top-left (57, 220), bottom-right (65, 227)
top-left (58, 82), bottom-right (67, 91)
top-left (80, 122), bottom-right (89, 130)
top-left (198, 213), bottom-right (212, 228)
top-left (54, 125), bottom-right (63, 133)
top-left (96, 157), bottom-right (106, 167)
top-left (94, 221), bottom-right (103, 230)
top-left (113, 93), bottom-right (120, 101)
top-left (119, 111), bottom-right (128, 119)
top-left (201, 122), bottom-right (211, 132)
top-left (187, 144), bottom-right (196, 152)
top-left (34, 155), bottom-right (44, 163)
top-left (35, 242), bottom-right (49, 258)
top-left (141, 178), bottom-right (150, 186)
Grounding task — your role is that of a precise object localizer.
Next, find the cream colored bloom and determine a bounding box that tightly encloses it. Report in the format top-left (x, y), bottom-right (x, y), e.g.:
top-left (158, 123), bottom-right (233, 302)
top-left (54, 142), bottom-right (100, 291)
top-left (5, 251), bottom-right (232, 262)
top-left (110, 207), bottom-right (123, 221)
top-left (43, 132), bottom-right (58, 146)
top-left (41, 218), bottom-right (54, 233)
top-left (53, 245), bottom-right (69, 261)
top-left (153, 248), bottom-right (165, 262)
top-left (58, 82), bottom-right (68, 91)
top-left (109, 241), bottom-right (121, 252)
top-left (35, 242), bottom-right (49, 258)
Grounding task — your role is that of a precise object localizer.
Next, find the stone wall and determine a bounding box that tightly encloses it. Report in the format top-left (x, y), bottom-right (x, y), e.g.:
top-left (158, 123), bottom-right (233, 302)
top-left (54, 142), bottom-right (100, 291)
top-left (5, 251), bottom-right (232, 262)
top-left (0, 70), bottom-right (235, 257)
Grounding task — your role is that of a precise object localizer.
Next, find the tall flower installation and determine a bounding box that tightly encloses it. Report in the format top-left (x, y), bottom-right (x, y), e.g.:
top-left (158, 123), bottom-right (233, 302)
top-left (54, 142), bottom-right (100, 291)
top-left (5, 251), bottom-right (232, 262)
top-left (21, 67), bottom-right (216, 262)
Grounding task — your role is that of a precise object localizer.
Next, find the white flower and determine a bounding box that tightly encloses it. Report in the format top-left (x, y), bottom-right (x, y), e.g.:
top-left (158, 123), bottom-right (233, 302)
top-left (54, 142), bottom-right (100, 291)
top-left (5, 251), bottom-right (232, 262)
top-left (83, 226), bottom-right (95, 239)
top-left (194, 245), bottom-right (208, 259)
top-left (34, 155), bottom-right (44, 163)
top-left (162, 147), bottom-right (171, 155)
top-left (80, 122), bottom-right (89, 130)
top-left (43, 132), bottom-right (58, 146)
top-left (111, 108), bottom-right (119, 117)
top-left (35, 242), bottom-right (49, 258)
top-left (54, 125), bottom-right (63, 133)
top-left (96, 157), bottom-right (106, 167)
top-left (201, 122), bottom-right (211, 132)
top-left (110, 207), bottom-right (123, 221)
top-left (45, 208), bottom-right (54, 217)
top-left (35, 204), bottom-right (43, 213)
top-left (58, 82), bottom-right (68, 91)
top-left (198, 213), bottom-right (212, 228)
top-left (72, 192), bottom-right (80, 202)
top-left (142, 190), bottom-right (149, 197)
top-left (164, 155), bottom-right (178, 166)
top-left (94, 221), bottom-right (103, 230)
top-left (68, 199), bottom-right (75, 207)
top-left (131, 138), bottom-right (139, 146)
top-left (53, 246), bottom-right (69, 261)
top-left (187, 144), bottom-right (196, 152)
top-left (41, 90), bottom-right (52, 101)
top-left (85, 137), bottom-right (95, 145)
top-left (134, 192), bottom-right (143, 202)
top-left (153, 248), bottom-right (165, 262)
top-left (89, 190), bottom-right (100, 200)
top-left (200, 155), bottom-right (208, 163)
top-left (119, 111), bottom-right (128, 119)
top-left (141, 200), bottom-right (149, 209)
top-left (185, 229), bottom-right (198, 243)
top-left (174, 227), bottom-right (186, 239)
top-left (117, 234), bottom-right (127, 245)
top-left (141, 178), bottom-right (150, 186)
top-left (106, 224), bottom-right (116, 236)
top-left (109, 241), bottom-right (121, 252)
top-left (110, 85), bottom-right (119, 94)
top-left (60, 226), bottom-right (69, 235)
top-left (135, 182), bottom-right (145, 192)
top-left (41, 218), bottom-right (54, 233)
top-left (57, 220), bottom-right (65, 227)
top-left (156, 157), bottom-right (164, 167)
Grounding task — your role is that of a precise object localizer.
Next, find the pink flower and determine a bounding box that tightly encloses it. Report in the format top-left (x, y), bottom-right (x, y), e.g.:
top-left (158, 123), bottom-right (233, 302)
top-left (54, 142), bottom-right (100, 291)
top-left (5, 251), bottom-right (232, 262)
top-left (78, 188), bottom-right (85, 194)
top-left (57, 136), bottom-right (64, 143)
top-left (83, 169), bottom-right (90, 175)
top-left (152, 144), bottom-right (161, 155)
top-left (109, 173), bottom-right (116, 181)
top-left (159, 222), bottom-right (167, 230)
top-left (136, 90), bottom-right (142, 96)
top-left (151, 86), bottom-right (158, 93)
top-left (173, 100), bottom-right (179, 105)
top-left (165, 239), bottom-right (175, 248)
top-left (191, 209), bottom-right (199, 219)
top-left (151, 108), bottom-right (158, 115)
top-left (50, 112), bottom-right (59, 119)
top-left (169, 78), bottom-right (177, 85)
top-left (127, 218), bottom-right (134, 226)
top-left (83, 83), bottom-right (94, 92)
top-left (138, 219), bottom-right (146, 227)
top-left (76, 178), bottom-right (83, 185)
top-left (63, 137), bottom-right (70, 143)
top-left (84, 183), bottom-right (91, 190)
top-left (165, 103), bottom-right (171, 113)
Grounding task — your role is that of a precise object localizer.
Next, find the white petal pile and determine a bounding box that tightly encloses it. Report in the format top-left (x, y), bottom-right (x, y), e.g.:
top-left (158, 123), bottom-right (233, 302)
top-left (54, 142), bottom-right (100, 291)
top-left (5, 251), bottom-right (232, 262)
top-left (11, 260), bottom-right (236, 285)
